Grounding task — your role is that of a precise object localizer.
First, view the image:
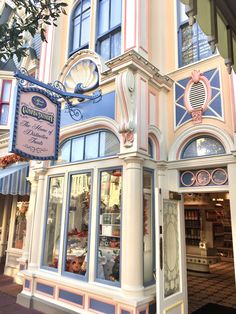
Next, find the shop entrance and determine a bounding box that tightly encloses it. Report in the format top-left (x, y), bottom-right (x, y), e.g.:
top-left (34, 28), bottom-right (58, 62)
top-left (183, 192), bottom-right (236, 313)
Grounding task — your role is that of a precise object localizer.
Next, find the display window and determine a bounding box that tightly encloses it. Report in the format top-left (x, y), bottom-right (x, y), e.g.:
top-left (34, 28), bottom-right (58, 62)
top-left (42, 176), bottom-right (64, 270)
top-left (96, 168), bottom-right (122, 285)
top-left (13, 199), bottom-right (29, 249)
top-left (143, 169), bottom-right (155, 285)
top-left (64, 172), bottom-right (92, 278)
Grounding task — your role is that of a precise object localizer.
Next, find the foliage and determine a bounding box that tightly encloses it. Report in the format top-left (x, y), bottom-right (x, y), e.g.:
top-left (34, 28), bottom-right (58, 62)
top-left (0, 153), bottom-right (28, 168)
top-left (0, 0), bottom-right (67, 62)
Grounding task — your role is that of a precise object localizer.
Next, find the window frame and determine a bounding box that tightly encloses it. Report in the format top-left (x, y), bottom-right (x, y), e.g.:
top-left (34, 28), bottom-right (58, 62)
top-left (95, 166), bottom-right (123, 287)
top-left (54, 130), bottom-right (120, 166)
top-left (177, 1), bottom-right (214, 67)
top-left (41, 174), bottom-right (65, 272)
top-left (61, 169), bottom-right (93, 281)
top-left (96, 0), bottom-right (122, 60)
top-left (69, 0), bottom-right (91, 56)
top-left (143, 167), bottom-right (155, 287)
top-left (0, 80), bottom-right (12, 126)
top-left (180, 135), bottom-right (226, 159)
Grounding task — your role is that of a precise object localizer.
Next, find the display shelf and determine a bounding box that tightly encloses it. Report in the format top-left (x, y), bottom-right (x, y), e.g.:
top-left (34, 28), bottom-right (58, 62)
top-left (185, 209), bottom-right (201, 246)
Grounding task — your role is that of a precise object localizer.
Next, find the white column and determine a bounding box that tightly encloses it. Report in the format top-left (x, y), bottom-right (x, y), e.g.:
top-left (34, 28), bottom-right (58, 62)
top-left (19, 174), bottom-right (39, 267)
top-left (121, 157), bottom-right (144, 296)
top-left (28, 169), bottom-right (47, 271)
top-left (227, 163), bottom-right (236, 283)
top-left (0, 196), bottom-right (12, 257)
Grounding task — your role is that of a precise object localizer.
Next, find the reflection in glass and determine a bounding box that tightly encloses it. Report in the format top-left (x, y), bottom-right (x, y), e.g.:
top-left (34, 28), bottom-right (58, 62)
top-left (0, 104), bottom-right (9, 125)
top-left (143, 170), bottom-right (154, 284)
top-left (71, 137), bottom-right (84, 162)
top-left (56, 141), bottom-right (71, 164)
top-left (85, 133), bottom-right (99, 159)
top-left (65, 173), bottom-right (91, 276)
top-left (181, 136), bottom-right (225, 159)
top-left (99, 131), bottom-right (119, 157)
top-left (43, 177), bottom-right (64, 269)
top-left (97, 169), bottom-right (122, 283)
top-left (13, 201), bottom-right (28, 249)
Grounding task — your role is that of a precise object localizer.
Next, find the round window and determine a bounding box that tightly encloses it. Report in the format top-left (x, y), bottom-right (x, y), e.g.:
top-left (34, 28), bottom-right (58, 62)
top-left (211, 168), bottom-right (228, 185)
top-left (196, 170), bottom-right (211, 186)
top-left (181, 171), bottom-right (195, 187)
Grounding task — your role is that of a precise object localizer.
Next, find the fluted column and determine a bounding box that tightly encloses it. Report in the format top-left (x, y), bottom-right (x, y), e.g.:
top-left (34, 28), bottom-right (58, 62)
top-left (121, 157), bottom-right (144, 296)
top-left (28, 168), bottom-right (47, 271)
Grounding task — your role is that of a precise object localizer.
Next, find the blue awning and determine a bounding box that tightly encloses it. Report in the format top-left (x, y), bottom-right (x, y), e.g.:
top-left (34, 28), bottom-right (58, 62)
top-left (0, 163), bottom-right (30, 195)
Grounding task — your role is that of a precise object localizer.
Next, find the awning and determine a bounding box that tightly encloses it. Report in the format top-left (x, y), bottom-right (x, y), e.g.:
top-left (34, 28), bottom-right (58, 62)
top-left (181, 0), bottom-right (236, 74)
top-left (0, 163), bottom-right (30, 195)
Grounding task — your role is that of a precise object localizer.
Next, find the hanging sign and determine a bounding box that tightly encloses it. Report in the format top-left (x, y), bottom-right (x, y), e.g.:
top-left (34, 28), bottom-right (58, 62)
top-left (9, 85), bottom-right (61, 160)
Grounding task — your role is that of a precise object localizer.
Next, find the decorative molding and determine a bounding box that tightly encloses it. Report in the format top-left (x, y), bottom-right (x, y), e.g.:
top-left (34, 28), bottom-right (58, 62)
top-left (105, 50), bottom-right (173, 90)
top-left (116, 69), bottom-right (135, 147)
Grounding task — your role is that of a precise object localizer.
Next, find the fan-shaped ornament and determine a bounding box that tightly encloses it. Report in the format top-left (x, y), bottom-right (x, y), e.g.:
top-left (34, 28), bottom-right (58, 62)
top-left (64, 59), bottom-right (99, 94)
top-left (184, 70), bottom-right (211, 124)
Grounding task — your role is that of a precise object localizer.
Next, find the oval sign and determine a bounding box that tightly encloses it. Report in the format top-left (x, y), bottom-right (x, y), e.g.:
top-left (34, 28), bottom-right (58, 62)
top-left (32, 96), bottom-right (47, 109)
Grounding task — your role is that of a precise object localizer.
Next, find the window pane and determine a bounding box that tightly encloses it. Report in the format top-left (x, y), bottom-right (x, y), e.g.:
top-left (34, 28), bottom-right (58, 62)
top-left (82, 0), bottom-right (90, 11)
top-left (0, 104), bottom-right (9, 125)
top-left (85, 133), bottom-right (99, 159)
top-left (57, 141), bottom-right (71, 164)
top-left (110, 0), bottom-right (121, 29)
top-left (43, 177), bottom-right (64, 269)
top-left (97, 169), bottom-right (122, 283)
top-left (99, 131), bottom-right (119, 157)
top-left (100, 37), bottom-right (110, 60)
top-left (2, 81), bottom-right (11, 102)
top-left (73, 18), bottom-right (81, 50)
top-left (13, 201), bottom-right (29, 249)
top-left (111, 31), bottom-right (121, 58)
top-left (81, 10), bottom-right (90, 46)
top-left (182, 137), bottom-right (226, 159)
top-left (143, 170), bottom-right (154, 284)
top-left (65, 173), bottom-right (92, 276)
top-left (98, 0), bottom-right (109, 35)
top-left (74, 3), bottom-right (82, 16)
top-left (71, 137), bottom-right (84, 162)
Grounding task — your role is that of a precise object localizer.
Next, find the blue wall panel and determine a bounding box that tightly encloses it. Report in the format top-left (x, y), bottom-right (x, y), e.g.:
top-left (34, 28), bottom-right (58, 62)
top-left (36, 282), bottom-right (54, 296)
top-left (24, 279), bottom-right (30, 289)
top-left (59, 289), bottom-right (83, 305)
top-left (89, 298), bottom-right (115, 314)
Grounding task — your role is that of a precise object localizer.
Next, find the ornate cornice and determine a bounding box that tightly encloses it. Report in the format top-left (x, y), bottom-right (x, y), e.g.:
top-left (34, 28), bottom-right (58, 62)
top-left (103, 49), bottom-right (173, 90)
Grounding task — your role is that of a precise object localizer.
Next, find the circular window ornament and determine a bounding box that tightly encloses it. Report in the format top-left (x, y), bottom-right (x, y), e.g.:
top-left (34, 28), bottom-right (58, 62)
top-left (196, 170), bottom-right (211, 186)
top-left (181, 171), bottom-right (196, 187)
top-left (211, 168), bottom-right (228, 185)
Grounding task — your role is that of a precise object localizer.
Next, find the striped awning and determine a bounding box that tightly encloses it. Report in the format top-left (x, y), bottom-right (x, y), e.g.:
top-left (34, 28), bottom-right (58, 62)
top-left (0, 163), bottom-right (30, 195)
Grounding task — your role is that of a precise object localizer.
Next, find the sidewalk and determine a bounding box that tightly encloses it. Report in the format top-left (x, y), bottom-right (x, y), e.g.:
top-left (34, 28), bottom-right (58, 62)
top-left (0, 275), bottom-right (42, 314)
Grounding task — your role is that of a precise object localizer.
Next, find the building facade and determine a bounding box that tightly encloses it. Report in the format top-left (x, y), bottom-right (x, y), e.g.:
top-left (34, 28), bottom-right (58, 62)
top-left (0, 1), bottom-right (236, 314)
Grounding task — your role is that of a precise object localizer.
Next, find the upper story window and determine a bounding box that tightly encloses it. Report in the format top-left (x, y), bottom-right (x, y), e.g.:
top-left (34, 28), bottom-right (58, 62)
top-left (0, 80), bottom-right (12, 125)
top-left (55, 130), bottom-right (120, 165)
top-left (70, 0), bottom-right (91, 55)
top-left (181, 136), bottom-right (226, 159)
top-left (96, 0), bottom-right (122, 60)
top-left (177, 1), bottom-right (214, 67)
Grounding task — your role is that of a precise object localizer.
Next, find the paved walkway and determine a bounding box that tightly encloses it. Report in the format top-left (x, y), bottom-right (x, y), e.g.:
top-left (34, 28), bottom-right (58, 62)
top-left (188, 261), bottom-right (236, 313)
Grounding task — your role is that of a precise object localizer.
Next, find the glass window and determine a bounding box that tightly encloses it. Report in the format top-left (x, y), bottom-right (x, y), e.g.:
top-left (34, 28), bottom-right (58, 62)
top-left (0, 80), bottom-right (11, 125)
top-left (71, 137), bottom-right (84, 162)
top-left (99, 131), bottom-right (119, 157)
top-left (85, 133), bottom-right (99, 159)
top-left (96, 0), bottom-right (122, 60)
top-left (181, 136), bottom-right (226, 159)
top-left (177, 1), bottom-right (214, 67)
top-left (65, 173), bottom-right (91, 277)
top-left (43, 177), bottom-right (64, 269)
top-left (54, 131), bottom-right (119, 165)
top-left (143, 170), bottom-right (155, 285)
top-left (13, 201), bottom-right (29, 249)
top-left (70, 0), bottom-right (91, 54)
top-left (97, 169), bottom-right (122, 284)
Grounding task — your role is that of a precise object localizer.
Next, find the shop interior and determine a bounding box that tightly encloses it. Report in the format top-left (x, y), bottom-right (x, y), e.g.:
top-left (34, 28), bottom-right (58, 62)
top-left (184, 192), bottom-right (236, 312)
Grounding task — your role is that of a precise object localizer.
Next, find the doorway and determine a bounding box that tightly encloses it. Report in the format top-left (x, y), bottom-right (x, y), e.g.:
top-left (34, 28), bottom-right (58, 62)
top-left (183, 192), bottom-right (236, 313)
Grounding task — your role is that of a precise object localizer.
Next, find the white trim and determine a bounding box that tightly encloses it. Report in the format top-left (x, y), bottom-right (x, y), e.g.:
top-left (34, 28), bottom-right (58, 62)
top-left (168, 124), bottom-right (234, 161)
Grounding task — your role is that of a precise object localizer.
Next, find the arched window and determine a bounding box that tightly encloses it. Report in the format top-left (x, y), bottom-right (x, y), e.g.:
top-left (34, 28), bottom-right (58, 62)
top-left (55, 130), bottom-right (120, 165)
top-left (70, 0), bottom-right (91, 55)
top-left (148, 138), bottom-right (154, 159)
top-left (96, 0), bottom-right (122, 60)
top-left (181, 136), bottom-right (226, 159)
